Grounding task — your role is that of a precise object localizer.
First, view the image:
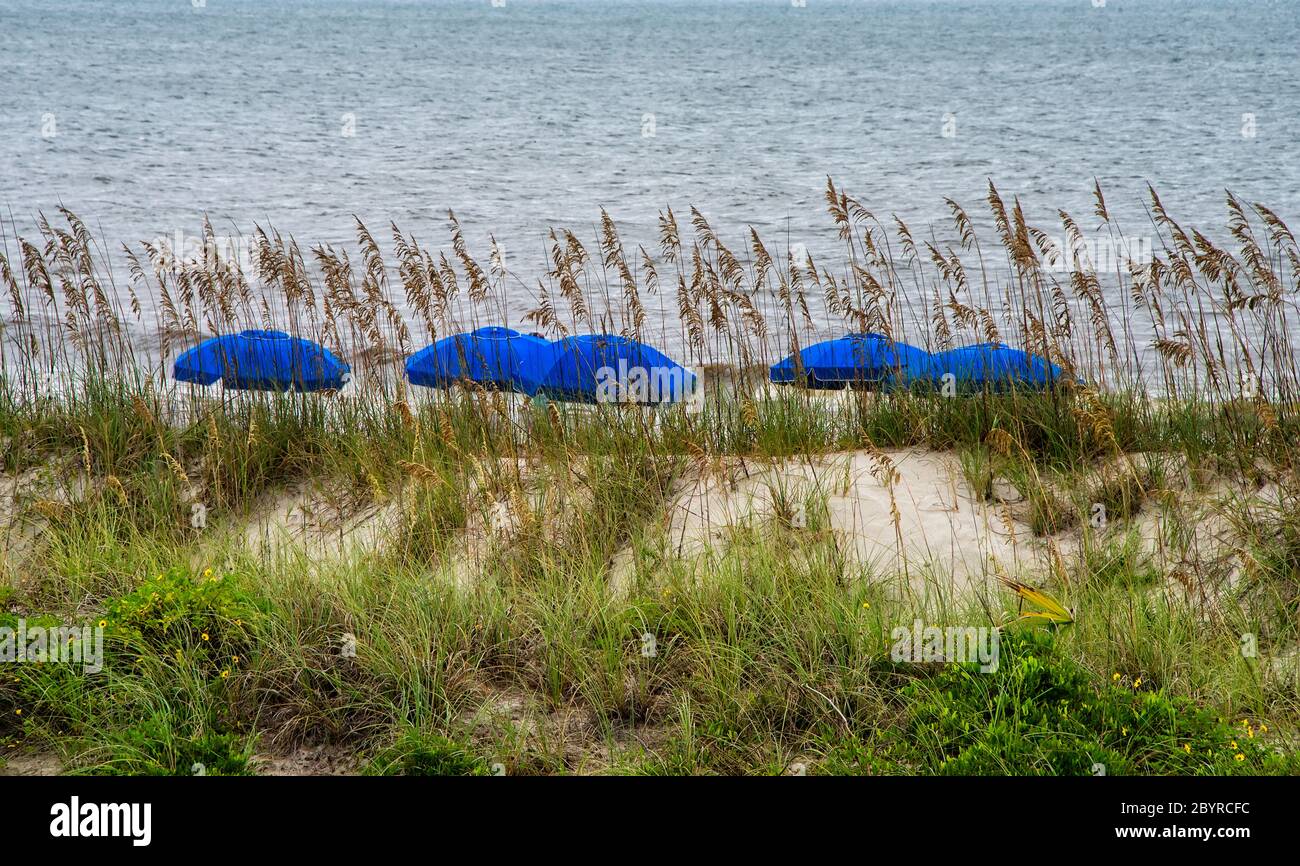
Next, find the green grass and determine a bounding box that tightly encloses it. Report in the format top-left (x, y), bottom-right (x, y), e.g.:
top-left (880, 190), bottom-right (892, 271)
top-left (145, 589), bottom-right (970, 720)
top-left (2, 382), bottom-right (1297, 775)
top-left (4, 184), bottom-right (1300, 773)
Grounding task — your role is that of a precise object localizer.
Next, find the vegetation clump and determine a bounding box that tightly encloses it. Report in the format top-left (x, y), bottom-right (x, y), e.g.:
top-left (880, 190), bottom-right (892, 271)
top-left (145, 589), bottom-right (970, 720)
top-left (2, 179), bottom-right (1298, 774)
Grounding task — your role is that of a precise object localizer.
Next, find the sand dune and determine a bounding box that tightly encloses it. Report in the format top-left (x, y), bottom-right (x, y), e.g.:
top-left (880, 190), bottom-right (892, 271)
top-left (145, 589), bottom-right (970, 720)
top-left (611, 449), bottom-right (1034, 600)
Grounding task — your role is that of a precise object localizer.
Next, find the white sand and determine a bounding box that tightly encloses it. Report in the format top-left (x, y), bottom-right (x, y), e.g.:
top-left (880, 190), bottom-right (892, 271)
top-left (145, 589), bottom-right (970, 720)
top-left (238, 479), bottom-right (402, 562)
top-left (611, 449), bottom-right (1032, 600)
top-left (1, 442), bottom-right (1269, 614)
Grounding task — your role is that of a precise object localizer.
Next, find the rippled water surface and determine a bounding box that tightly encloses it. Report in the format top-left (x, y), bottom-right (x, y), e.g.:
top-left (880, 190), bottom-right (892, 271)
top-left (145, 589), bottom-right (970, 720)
top-left (2, 0), bottom-right (1298, 356)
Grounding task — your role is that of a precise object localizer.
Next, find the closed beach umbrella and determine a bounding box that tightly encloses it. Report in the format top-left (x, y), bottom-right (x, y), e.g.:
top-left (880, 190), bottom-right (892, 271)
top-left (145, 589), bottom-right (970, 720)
top-left (770, 333), bottom-right (934, 388)
top-left (405, 326), bottom-right (553, 393)
top-left (173, 329), bottom-right (350, 392)
top-left (929, 342), bottom-right (1065, 390)
top-left (534, 334), bottom-right (696, 404)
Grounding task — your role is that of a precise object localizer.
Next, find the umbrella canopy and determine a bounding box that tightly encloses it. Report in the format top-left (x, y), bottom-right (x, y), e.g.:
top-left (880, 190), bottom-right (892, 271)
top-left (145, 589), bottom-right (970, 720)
top-left (405, 327), bottom-right (554, 393)
top-left (173, 330), bottom-right (350, 392)
top-left (534, 334), bottom-right (696, 404)
top-left (770, 333), bottom-right (935, 388)
top-left (929, 342), bottom-right (1066, 390)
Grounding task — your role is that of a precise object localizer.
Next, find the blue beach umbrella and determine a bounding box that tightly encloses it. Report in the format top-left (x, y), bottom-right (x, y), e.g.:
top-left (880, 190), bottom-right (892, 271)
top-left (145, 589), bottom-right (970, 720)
top-left (534, 334), bottom-right (696, 404)
top-left (405, 326), bottom-right (554, 393)
top-left (769, 333), bottom-right (935, 388)
top-left (929, 342), bottom-right (1066, 391)
top-left (173, 329), bottom-right (350, 392)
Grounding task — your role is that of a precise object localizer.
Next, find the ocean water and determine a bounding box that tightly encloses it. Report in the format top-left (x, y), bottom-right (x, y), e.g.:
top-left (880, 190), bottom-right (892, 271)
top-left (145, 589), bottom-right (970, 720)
top-left (1, 0), bottom-right (1298, 362)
